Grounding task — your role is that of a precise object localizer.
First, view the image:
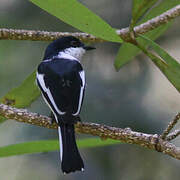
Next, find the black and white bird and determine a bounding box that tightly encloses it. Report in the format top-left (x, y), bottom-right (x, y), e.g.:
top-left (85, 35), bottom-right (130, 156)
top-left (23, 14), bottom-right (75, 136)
top-left (36, 36), bottom-right (95, 174)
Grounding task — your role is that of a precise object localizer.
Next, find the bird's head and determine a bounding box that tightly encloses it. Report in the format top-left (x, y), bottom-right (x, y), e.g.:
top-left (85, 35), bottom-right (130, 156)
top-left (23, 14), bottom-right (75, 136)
top-left (43, 36), bottom-right (95, 60)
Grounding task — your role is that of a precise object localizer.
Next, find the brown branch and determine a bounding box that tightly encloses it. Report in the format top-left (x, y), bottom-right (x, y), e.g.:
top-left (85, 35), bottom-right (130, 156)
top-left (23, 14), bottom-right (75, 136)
top-left (166, 130), bottom-right (180, 141)
top-left (0, 5), bottom-right (180, 42)
top-left (0, 103), bottom-right (180, 160)
top-left (161, 113), bottom-right (180, 140)
top-left (119, 4), bottom-right (180, 41)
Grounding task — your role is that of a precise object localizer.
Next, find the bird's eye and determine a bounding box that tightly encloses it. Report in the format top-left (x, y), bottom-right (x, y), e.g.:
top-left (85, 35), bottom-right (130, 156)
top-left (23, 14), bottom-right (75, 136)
top-left (70, 41), bottom-right (79, 47)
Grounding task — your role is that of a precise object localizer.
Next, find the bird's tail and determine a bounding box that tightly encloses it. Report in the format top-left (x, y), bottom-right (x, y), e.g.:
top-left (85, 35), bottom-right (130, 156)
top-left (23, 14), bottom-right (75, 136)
top-left (58, 121), bottom-right (84, 174)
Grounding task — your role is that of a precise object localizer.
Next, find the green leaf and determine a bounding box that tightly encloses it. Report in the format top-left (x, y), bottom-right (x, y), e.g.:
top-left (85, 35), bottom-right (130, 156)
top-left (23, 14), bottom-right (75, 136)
top-left (139, 0), bottom-right (180, 24)
top-left (0, 71), bottom-right (40, 123)
top-left (0, 117), bottom-right (6, 124)
top-left (132, 0), bottom-right (158, 28)
top-left (30, 0), bottom-right (122, 43)
top-left (0, 71), bottom-right (39, 108)
top-left (138, 35), bottom-right (180, 92)
top-left (0, 138), bottom-right (122, 158)
top-left (114, 0), bottom-right (180, 70)
top-left (114, 23), bottom-right (171, 70)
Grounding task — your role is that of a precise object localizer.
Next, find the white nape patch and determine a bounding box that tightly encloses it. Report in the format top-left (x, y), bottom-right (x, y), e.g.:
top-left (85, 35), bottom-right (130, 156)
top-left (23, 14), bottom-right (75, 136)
top-left (81, 168), bottom-right (85, 172)
top-left (58, 47), bottom-right (85, 61)
top-left (36, 73), bottom-right (65, 116)
top-left (58, 126), bottom-right (63, 162)
top-left (57, 51), bottom-right (77, 61)
top-left (72, 70), bottom-right (85, 116)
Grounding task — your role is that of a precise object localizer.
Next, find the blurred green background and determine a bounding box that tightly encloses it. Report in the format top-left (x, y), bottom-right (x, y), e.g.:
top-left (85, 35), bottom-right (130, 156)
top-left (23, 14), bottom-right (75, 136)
top-left (0, 0), bottom-right (180, 179)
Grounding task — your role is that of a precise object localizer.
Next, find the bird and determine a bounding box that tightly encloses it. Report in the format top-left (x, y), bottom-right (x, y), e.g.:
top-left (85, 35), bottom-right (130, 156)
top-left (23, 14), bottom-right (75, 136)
top-left (36, 36), bottom-right (95, 174)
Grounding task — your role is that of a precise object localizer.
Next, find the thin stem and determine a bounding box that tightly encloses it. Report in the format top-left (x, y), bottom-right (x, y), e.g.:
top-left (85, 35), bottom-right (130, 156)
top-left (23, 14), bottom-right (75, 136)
top-left (161, 113), bottom-right (180, 140)
top-left (166, 130), bottom-right (180, 141)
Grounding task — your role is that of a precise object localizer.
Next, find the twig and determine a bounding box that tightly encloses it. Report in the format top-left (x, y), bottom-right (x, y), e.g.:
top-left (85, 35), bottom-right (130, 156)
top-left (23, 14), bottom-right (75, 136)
top-left (0, 103), bottom-right (180, 160)
top-left (118, 4), bottom-right (180, 41)
top-left (161, 113), bottom-right (180, 140)
top-left (0, 5), bottom-right (180, 42)
top-left (166, 130), bottom-right (180, 141)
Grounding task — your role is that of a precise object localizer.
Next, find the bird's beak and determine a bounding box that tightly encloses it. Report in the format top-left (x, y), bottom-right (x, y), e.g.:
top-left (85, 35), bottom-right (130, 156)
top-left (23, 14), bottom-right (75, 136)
top-left (83, 46), bottom-right (96, 51)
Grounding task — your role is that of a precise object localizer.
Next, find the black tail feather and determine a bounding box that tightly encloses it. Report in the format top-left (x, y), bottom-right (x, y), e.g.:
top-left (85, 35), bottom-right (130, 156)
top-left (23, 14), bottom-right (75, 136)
top-left (58, 123), bottom-right (84, 174)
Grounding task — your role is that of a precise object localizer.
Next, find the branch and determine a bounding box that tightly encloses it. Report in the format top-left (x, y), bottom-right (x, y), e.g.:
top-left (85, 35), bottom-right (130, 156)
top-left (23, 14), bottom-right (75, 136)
top-left (166, 130), bottom-right (180, 141)
top-left (0, 5), bottom-right (180, 42)
top-left (161, 113), bottom-right (180, 140)
top-left (0, 103), bottom-right (180, 160)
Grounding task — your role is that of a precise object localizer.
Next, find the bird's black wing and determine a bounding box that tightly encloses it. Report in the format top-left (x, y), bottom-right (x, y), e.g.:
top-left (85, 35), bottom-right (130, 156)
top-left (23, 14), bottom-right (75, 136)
top-left (36, 58), bottom-right (85, 118)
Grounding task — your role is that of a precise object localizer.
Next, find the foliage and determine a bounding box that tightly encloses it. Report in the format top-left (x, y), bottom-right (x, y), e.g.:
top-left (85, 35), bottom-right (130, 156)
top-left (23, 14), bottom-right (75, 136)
top-left (137, 35), bottom-right (180, 92)
top-left (0, 71), bottom-right (40, 122)
top-left (30, 0), bottom-right (122, 43)
top-left (0, 71), bottom-right (39, 108)
top-left (114, 0), bottom-right (180, 70)
top-left (131, 0), bottom-right (158, 29)
top-left (0, 138), bottom-right (122, 158)
top-left (0, 0), bottom-right (179, 156)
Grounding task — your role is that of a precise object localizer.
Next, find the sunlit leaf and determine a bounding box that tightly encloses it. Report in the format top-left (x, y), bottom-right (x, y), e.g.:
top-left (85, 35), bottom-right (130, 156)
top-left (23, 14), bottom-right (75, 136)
top-left (0, 138), bottom-right (122, 158)
top-left (30, 0), bottom-right (122, 43)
